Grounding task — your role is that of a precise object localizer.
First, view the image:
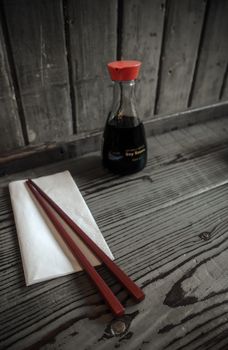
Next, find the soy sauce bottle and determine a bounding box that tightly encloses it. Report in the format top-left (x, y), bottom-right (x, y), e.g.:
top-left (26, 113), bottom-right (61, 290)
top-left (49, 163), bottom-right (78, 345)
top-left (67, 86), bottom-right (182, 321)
top-left (102, 60), bottom-right (147, 175)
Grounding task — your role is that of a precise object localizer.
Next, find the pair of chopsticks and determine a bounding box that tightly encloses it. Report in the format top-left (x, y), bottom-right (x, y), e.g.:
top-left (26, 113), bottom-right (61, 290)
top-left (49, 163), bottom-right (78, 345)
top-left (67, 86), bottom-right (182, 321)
top-left (26, 179), bottom-right (145, 317)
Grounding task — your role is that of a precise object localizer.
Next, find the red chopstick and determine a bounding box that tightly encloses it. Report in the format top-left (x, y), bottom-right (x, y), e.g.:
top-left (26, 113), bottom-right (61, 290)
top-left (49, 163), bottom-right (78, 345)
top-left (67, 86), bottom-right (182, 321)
top-left (27, 178), bottom-right (145, 302)
top-left (26, 180), bottom-right (125, 317)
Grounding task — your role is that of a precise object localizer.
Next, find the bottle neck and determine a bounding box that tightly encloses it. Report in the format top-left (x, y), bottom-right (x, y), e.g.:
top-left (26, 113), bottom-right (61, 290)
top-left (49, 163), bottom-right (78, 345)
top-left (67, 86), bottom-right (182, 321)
top-left (110, 80), bottom-right (138, 121)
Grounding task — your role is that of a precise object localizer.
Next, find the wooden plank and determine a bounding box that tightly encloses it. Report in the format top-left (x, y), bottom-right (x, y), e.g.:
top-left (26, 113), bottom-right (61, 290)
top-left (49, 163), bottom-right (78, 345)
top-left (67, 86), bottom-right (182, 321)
top-left (1, 101), bottom-right (228, 176)
top-left (2, 119), bottom-right (228, 229)
top-left (1, 119), bottom-right (228, 348)
top-left (1, 115), bottom-right (228, 186)
top-left (220, 63), bottom-right (228, 101)
top-left (121, 0), bottom-right (165, 119)
top-left (3, 0), bottom-right (72, 144)
top-left (67, 0), bottom-right (117, 132)
top-left (0, 20), bottom-right (24, 152)
top-left (1, 117), bottom-right (228, 220)
top-left (144, 100), bottom-right (228, 136)
top-left (156, 0), bottom-right (206, 115)
top-left (1, 156), bottom-right (228, 347)
top-left (190, 0), bottom-right (228, 107)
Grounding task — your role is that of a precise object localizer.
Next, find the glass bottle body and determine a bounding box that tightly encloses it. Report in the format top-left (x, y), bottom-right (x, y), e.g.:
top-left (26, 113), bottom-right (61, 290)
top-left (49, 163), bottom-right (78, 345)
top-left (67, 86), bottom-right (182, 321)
top-left (102, 80), bottom-right (147, 174)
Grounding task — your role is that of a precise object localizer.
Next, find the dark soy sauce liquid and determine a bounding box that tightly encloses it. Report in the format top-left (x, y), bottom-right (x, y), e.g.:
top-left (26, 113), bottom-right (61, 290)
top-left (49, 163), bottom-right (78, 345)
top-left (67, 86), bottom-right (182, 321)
top-left (102, 116), bottom-right (147, 174)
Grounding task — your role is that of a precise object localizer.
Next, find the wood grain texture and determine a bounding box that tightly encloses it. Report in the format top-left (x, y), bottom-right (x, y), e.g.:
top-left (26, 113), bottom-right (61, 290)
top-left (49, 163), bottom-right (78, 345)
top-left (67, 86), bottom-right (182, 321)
top-left (121, 0), bottom-right (165, 119)
top-left (220, 63), bottom-right (228, 101)
top-left (2, 101), bottom-right (228, 176)
top-left (189, 0), bottom-right (228, 107)
top-left (0, 0), bottom-right (228, 158)
top-left (155, 0), bottom-right (206, 114)
top-left (3, 0), bottom-right (72, 144)
top-left (67, 0), bottom-right (117, 132)
top-left (1, 118), bottom-right (228, 348)
top-left (0, 21), bottom-right (24, 152)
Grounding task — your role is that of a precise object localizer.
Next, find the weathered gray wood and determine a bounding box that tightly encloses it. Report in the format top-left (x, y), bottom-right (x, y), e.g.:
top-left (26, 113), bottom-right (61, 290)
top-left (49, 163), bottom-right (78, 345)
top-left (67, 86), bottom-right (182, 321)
top-left (1, 118), bottom-right (228, 348)
top-left (0, 0), bottom-right (228, 158)
top-left (1, 181), bottom-right (228, 349)
top-left (156, 0), bottom-right (206, 114)
top-left (190, 0), bottom-right (228, 107)
top-left (3, 0), bottom-right (72, 144)
top-left (0, 21), bottom-right (24, 152)
top-left (1, 101), bottom-right (228, 175)
top-left (67, 0), bottom-right (117, 132)
top-left (1, 115), bottom-right (228, 187)
top-left (144, 100), bottom-right (228, 136)
top-left (220, 63), bottom-right (228, 101)
top-left (121, 0), bottom-right (165, 119)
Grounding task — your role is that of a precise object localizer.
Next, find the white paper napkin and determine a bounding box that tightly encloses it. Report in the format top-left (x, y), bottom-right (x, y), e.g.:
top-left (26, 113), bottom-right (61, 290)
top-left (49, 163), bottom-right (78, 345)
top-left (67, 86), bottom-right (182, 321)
top-left (9, 170), bottom-right (114, 285)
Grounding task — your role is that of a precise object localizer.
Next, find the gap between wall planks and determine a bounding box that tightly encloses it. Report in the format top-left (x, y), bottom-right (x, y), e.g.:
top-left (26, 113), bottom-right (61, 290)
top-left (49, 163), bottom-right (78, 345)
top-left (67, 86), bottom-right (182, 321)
top-left (220, 63), bottom-right (228, 101)
top-left (62, 0), bottom-right (77, 135)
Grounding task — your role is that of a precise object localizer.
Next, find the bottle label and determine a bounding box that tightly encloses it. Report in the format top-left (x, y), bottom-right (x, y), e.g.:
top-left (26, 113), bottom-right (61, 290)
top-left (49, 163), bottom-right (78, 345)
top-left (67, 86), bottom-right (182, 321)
top-left (102, 122), bottom-right (147, 173)
top-left (125, 145), bottom-right (146, 161)
top-left (108, 145), bottom-right (146, 162)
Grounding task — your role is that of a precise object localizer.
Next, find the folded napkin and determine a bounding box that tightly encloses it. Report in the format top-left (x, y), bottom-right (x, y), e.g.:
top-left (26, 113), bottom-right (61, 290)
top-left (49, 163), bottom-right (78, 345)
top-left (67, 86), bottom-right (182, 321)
top-left (9, 171), bottom-right (114, 285)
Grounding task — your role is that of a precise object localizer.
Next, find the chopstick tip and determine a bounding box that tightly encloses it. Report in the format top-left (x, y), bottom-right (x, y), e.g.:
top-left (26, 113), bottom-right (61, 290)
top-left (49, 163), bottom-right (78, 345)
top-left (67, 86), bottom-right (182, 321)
top-left (115, 308), bottom-right (125, 317)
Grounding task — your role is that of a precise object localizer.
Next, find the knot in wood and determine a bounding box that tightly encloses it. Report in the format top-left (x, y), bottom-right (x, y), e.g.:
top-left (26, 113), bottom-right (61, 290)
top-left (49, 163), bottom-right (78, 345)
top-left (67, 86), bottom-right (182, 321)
top-left (110, 320), bottom-right (127, 336)
top-left (199, 231), bottom-right (211, 241)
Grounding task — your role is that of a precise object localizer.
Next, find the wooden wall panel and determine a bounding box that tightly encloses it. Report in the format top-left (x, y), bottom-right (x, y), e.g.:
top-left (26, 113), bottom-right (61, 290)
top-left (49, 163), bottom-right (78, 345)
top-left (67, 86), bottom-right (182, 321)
top-left (67, 0), bottom-right (117, 132)
top-left (121, 0), bottom-right (165, 119)
top-left (220, 65), bottom-right (228, 101)
top-left (0, 1), bottom-right (228, 158)
top-left (155, 0), bottom-right (206, 115)
top-left (189, 0), bottom-right (228, 107)
top-left (0, 23), bottom-right (24, 153)
top-left (3, 0), bottom-right (72, 144)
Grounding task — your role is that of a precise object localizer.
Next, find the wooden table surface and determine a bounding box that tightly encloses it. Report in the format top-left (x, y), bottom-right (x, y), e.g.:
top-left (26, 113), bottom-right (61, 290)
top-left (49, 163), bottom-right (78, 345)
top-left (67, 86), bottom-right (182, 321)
top-left (1, 117), bottom-right (228, 350)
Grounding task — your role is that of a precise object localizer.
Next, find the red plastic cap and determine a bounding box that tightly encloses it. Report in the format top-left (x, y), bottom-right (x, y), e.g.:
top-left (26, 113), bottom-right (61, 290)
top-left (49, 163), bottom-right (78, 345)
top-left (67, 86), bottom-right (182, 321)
top-left (107, 60), bottom-right (141, 81)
